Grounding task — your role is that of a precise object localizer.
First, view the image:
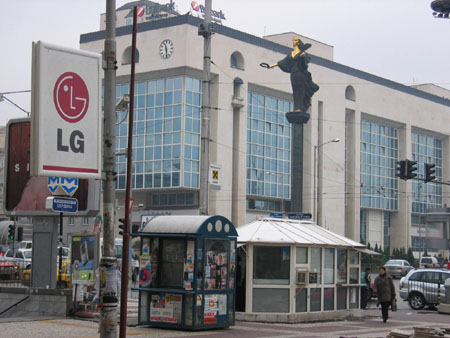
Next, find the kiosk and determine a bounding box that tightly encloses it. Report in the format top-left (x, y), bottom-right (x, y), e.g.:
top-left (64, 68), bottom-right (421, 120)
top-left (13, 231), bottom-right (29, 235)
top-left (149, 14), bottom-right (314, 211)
top-left (134, 215), bottom-right (238, 330)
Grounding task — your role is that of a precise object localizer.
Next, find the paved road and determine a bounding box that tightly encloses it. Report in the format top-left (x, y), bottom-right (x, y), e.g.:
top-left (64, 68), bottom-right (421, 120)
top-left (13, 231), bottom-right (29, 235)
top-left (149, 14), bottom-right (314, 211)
top-left (1, 308), bottom-right (449, 338)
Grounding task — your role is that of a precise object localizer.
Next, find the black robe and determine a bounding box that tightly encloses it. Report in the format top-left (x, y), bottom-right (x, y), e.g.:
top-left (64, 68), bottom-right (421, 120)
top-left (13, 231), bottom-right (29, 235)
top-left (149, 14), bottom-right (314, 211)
top-left (278, 52), bottom-right (319, 113)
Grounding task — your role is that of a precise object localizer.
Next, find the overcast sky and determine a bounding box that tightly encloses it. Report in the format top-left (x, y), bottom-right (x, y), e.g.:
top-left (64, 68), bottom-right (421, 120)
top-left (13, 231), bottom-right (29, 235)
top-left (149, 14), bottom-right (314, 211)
top-left (0, 0), bottom-right (448, 126)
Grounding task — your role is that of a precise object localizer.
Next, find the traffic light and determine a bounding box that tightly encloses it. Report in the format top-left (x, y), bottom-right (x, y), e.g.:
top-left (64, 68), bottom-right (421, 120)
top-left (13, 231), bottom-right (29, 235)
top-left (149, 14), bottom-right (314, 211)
top-left (396, 160), bottom-right (406, 180)
top-left (406, 159), bottom-right (418, 180)
top-left (8, 224), bottom-right (15, 241)
top-left (17, 227), bottom-right (23, 242)
top-left (118, 218), bottom-right (127, 236)
top-left (425, 163), bottom-right (436, 183)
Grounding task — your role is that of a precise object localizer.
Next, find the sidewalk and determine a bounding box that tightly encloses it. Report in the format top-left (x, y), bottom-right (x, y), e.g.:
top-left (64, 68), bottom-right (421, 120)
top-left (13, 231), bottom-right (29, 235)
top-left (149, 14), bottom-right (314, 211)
top-left (0, 308), bottom-right (448, 338)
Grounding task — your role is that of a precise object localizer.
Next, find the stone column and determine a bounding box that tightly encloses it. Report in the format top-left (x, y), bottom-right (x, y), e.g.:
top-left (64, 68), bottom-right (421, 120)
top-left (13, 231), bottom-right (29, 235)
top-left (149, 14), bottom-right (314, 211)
top-left (286, 111), bottom-right (310, 212)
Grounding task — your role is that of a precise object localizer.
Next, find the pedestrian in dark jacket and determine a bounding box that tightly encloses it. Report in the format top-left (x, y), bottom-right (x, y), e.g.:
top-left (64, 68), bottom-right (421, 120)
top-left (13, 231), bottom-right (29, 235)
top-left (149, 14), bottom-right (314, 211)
top-left (373, 266), bottom-right (395, 323)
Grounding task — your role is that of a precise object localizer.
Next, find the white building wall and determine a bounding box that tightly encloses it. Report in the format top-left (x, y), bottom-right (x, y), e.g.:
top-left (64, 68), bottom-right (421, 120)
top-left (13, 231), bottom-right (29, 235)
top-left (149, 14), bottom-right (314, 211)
top-left (80, 14), bottom-right (450, 250)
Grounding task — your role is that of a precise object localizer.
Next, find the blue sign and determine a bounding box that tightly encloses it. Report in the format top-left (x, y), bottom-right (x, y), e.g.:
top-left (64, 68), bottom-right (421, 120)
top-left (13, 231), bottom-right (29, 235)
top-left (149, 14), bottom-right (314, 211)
top-left (61, 177), bottom-right (79, 195)
top-left (269, 213), bottom-right (283, 218)
top-left (286, 212), bottom-right (312, 220)
top-left (48, 177), bottom-right (60, 194)
top-left (48, 177), bottom-right (79, 196)
top-left (46, 196), bottom-right (78, 213)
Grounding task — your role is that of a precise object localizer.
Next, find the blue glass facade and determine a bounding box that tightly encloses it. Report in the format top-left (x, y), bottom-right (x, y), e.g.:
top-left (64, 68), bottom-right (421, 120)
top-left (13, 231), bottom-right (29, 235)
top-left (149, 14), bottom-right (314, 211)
top-left (360, 120), bottom-right (398, 211)
top-left (411, 132), bottom-right (442, 213)
top-left (115, 76), bottom-right (201, 190)
top-left (246, 92), bottom-right (292, 201)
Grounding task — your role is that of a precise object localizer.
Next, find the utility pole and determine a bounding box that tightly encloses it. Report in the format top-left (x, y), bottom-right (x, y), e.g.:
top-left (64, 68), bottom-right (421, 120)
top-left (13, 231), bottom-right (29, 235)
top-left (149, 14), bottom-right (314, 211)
top-left (100, 0), bottom-right (118, 337)
top-left (199, 0), bottom-right (212, 215)
top-left (119, 6), bottom-right (138, 338)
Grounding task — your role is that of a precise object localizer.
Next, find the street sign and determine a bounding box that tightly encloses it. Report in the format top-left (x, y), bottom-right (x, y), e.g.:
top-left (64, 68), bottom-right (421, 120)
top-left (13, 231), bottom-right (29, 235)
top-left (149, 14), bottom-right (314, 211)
top-left (31, 41), bottom-right (102, 179)
top-left (46, 196), bottom-right (79, 213)
top-left (286, 212), bottom-right (312, 220)
top-left (269, 213), bottom-right (283, 218)
top-left (48, 177), bottom-right (79, 196)
top-left (209, 163), bottom-right (221, 191)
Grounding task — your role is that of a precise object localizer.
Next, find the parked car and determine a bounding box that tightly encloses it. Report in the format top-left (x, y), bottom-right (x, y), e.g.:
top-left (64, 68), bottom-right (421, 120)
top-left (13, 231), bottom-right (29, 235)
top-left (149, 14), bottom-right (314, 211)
top-left (0, 261), bottom-right (19, 280)
top-left (3, 249), bottom-right (31, 269)
top-left (17, 241), bottom-right (32, 250)
top-left (419, 256), bottom-right (439, 269)
top-left (22, 260), bottom-right (72, 288)
top-left (0, 245), bottom-right (9, 261)
top-left (399, 269), bottom-right (450, 310)
top-left (384, 259), bottom-right (414, 278)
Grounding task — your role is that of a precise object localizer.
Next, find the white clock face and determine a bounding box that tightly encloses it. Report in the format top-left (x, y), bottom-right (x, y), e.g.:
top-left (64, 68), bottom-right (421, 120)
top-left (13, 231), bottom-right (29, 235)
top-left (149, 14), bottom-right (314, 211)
top-left (159, 39), bottom-right (174, 59)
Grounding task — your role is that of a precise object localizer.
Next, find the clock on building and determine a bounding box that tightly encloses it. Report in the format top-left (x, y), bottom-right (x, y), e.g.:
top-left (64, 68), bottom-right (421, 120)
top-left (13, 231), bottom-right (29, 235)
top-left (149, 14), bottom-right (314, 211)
top-left (159, 39), bottom-right (174, 59)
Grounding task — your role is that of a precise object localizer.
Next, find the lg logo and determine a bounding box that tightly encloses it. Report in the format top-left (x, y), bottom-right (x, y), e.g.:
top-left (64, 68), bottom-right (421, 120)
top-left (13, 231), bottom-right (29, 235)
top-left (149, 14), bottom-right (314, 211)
top-left (53, 72), bottom-right (88, 153)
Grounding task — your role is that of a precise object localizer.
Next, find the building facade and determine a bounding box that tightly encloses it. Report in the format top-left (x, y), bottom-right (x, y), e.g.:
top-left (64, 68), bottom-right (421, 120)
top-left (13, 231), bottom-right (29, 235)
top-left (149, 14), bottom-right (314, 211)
top-left (79, 0), bottom-right (450, 257)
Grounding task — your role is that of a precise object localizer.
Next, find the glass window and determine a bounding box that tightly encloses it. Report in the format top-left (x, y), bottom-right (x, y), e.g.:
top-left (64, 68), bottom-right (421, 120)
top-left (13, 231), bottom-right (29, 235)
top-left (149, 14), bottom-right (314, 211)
top-left (349, 250), bottom-right (359, 265)
top-left (324, 248), bottom-right (335, 284)
top-left (349, 287), bottom-right (359, 309)
top-left (323, 288), bottom-right (335, 311)
top-left (337, 286), bottom-right (347, 310)
top-left (360, 120), bottom-right (398, 211)
top-left (114, 76), bottom-right (197, 191)
top-left (296, 247), bottom-right (308, 264)
top-left (159, 239), bottom-right (185, 288)
top-left (310, 288), bottom-right (321, 312)
top-left (247, 92), bottom-right (292, 200)
top-left (295, 288), bottom-right (307, 313)
top-left (310, 247), bottom-right (322, 284)
top-left (337, 249), bottom-right (347, 284)
top-left (349, 267), bottom-right (359, 284)
top-left (253, 246), bottom-right (290, 285)
top-left (252, 288), bottom-right (289, 313)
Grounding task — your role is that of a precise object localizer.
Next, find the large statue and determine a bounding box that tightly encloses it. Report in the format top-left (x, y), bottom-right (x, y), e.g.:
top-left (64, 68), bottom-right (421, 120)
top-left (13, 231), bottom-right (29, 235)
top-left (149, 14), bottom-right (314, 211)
top-left (262, 36), bottom-right (319, 113)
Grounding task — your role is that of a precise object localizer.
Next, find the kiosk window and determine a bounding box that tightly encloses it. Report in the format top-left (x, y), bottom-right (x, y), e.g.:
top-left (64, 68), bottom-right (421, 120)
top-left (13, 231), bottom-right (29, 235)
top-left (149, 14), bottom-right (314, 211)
top-left (205, 239), bottom-right (229, 290)
top-left (160, 239), bottom-right (185, 288)
top-left (253, 246), bottom-right (290, 285)
top-left (337, 249), bottom-right (347, 284)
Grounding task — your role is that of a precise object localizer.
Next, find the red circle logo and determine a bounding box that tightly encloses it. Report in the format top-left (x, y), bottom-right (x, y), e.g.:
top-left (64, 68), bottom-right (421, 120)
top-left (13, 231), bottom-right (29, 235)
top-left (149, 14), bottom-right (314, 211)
top-left (137, 6), bottom-right (145, 17)
top-left (191, 1), bottom-right (200, 11)
top-left (53, 72), bottom-right (89, 123)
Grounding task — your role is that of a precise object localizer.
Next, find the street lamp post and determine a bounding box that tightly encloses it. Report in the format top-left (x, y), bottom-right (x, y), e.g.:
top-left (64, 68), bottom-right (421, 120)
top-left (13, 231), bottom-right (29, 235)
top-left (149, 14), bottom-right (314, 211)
top-left (314, 138), bottom-right (340, 224)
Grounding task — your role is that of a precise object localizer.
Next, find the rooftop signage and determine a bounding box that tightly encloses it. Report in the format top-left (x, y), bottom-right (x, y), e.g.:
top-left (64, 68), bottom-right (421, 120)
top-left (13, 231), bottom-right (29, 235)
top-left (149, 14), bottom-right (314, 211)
top-left (191, 1), bottom-right (226, 21)
top-left (129, 2), bottom-right (177, 21)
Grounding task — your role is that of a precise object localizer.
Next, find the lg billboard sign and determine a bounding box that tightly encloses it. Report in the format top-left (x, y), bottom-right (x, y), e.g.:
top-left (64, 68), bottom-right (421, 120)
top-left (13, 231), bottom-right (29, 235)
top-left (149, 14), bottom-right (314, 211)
top-left (31, 41), bottom-right (102, 179)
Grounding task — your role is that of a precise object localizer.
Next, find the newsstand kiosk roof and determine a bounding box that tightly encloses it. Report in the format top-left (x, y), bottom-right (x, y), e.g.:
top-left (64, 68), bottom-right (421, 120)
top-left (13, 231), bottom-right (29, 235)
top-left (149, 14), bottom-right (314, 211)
top-left (142, 215), bottom-right (238, 237)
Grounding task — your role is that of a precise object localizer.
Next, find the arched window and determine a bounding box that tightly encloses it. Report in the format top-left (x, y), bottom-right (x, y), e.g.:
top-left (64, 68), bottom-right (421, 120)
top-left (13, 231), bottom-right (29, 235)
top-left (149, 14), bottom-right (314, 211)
top-left (230, 51), bottom-right (245, 70)
top-left (345, 85), bottom-right (356, 101)
top-left (122, 46), bottom-right (140, 65)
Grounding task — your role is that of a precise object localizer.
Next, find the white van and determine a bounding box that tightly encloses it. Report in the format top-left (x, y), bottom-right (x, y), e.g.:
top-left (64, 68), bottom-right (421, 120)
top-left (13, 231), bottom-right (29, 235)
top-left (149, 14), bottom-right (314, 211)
top-left (419, 256), bottom-right (439, 268)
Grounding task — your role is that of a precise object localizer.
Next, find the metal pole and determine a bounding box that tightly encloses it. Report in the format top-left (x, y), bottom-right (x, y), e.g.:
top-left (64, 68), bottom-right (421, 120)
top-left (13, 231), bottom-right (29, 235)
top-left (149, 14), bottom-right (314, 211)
top-left (199, 0), bottom-right (212, 215)
top-left (58, 212), bottom-right (63, 287)
top-left (316, 143), bottom-right (321, 222)
top-left (119, 6), bottom-right (137, 338)
top-left (313, 145), bottom-right (317, 223)
top-left (100, 0), bottom-right (118, 336)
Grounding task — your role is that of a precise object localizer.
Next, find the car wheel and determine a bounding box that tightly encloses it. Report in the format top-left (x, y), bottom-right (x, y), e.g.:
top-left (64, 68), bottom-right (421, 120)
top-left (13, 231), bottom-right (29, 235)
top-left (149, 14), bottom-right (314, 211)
top-left (409, 292), bottom-right (425, 310)
top-left (57, 281), bottom-right (68, 288)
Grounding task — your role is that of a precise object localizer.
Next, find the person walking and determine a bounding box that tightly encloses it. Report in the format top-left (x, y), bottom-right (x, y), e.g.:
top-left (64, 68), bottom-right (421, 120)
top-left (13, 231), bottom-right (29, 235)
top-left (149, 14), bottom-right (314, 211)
top-left (360, 267), bottom-right (371, 309)
top-left (373, 266), bottom-right (395, 323)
